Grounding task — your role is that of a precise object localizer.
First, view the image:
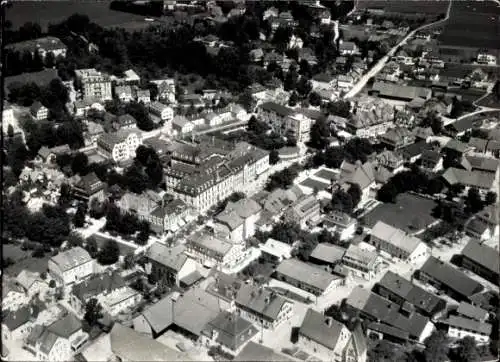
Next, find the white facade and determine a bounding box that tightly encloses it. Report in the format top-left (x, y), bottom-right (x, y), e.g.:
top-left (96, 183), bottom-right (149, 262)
top-left (97, 132), bottom-right (142, 163)
top-left (149, 102), bottom-right (174, 121)
top-left (3, 107), bottom-right (15, 129)
top-left (285, 113), bottom-right (312, 143)
top-left (75, 68), bottom-right (113, 102)
top-left (447, 324), bottom-right (490, 345)
top-left (298, 323), bottom-right (351, 361)
top-left (2, 290), bottom-right (27, 311)
top-left (48, 248), bottom-right (94, 286)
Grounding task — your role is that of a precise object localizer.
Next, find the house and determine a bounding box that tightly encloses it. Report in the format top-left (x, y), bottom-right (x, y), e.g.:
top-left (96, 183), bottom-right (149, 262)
top-left (444, 117), bottom-right (484, 137)
top-left (345, 287), bottom-right (435, 343)
top-left (416, 257), bottom-right (484, 302)
top-left (443, 139), bottom-right (473, 156)
top-left (3, 102), bottom-right (15, 130)
top-left (2, 279), bottom-right (28, 311)
top-left (341, 244), bottom-right (379, 281)
top-left (172, 115), bottom-right (194, 134)
top-left (110, 323), bottom-right (191, 361)
top-left (379, 127), bottom-right (415, 150)
top-left (214, 198), bottom-right (262, 243)
top-left (35, 145), bottom-right (71, 165)
top-left (464, 205), bottom-right (499, 241)
top-left (323, 211), bottom-right (357, 241)
top-left (440, 315), bottom-right (492, 345)
top-left (149, 101), bottom-right (174, 122)
top-left (135, 88), bottom-right (151, 104)
top-left (400, 140), bottom-right (434, 163)
top-left (336, 161), bottom-right (376, 201)
top-left (258, 102), bottom-right (294, 132)
top-left (288, 34), bottom-right (303, 49)
top-left (468, 137), bottom-right (489, 154)
top-left (284, 194), bottom-right (321, 228)
top-left (420, 150), bottom-right (443, 171)
top-left (2, 305), bottom-right (35, 343)
top-left (30, 101), bottom-right (49, 121)
top-left (151, 79), bottom-right (175, 103)
top-left (114, 113), bottom-right (136, 130)
top-left (375, 150), bottom-right (404, 171)
top-left (461, 155), bottom-right (500, 175)
top-left (75, 68), bottom-right (112, 102)
top-left (97, 128), bottom-right (142, 162)
top-left (48, 247), bottom-right (94, 286)
top-left (298, 309), bottom-right (367, 362)
top-left (145, 244), bottom-right (199, 288)
top-left (460, 239), bottom-right (499, 284)
top-left (234, 341), bottom-right (291, 362)
top-left (370, 221), bottom-right (430, 262)
top-left (339, 41), bottom-right (359, 56)
top-left (71, 172), bottom-right (106, 203)
top-left (200, 311), bottom-right (258, 354)
top-left (6, 36), bottom-right (67, 59)
top-left (346, 98), bottom-right (394, 138)
top-left (274, 258), bottom-right (344, 296)
top-left (319, 9), bottom-right (331, 24)
top-left (111, 69), bottom-right (141, 85)
top-left (25, 313), bottom-right (89, 361)
top-left (312, 73), bottom-right (336, 90)
top-left (70, 272), bottom-right (141, 317)
top-left (235, 284), bottom-right (293, 329)
top-left (374, 271), bottom-right (446, 318)
top-left (442, 168), bottom-right (496, 193)
top-left (366, 322), bottom-right (410, 345)
top-left (259, 238), bottom-right (294, 263)
top-left (114, 85), bottom-right (133, 103)
top-left (370, 81), bottom-right (431, 102)
top-left (337, 74), bottom-right (355, 90)
top-left (284, 112), bottom-right (313, 143)
top-left (456, 302), bottom-right (489, 322)
top-left (205, 272), bottom-right (241, 312)
top-left (16, 270), bottom-right (48, 299)
top-left (309, 243), bottom-right (346, 268)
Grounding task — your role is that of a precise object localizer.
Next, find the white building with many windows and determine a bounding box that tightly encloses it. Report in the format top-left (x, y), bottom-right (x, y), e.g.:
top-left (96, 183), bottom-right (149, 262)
top-left (48, 247), bottom-right (94, 286)
top-left (75, 68), bottom-right (113, 102)
top-left (97, 128), bottom-right (142, 162)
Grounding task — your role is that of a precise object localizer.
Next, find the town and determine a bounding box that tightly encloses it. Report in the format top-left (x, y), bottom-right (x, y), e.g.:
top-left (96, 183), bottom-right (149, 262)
top-left (1, 0), bottom-right (499, 361)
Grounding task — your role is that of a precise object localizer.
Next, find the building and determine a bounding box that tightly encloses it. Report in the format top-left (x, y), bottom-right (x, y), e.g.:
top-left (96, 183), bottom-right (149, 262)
top-left (6, 36), bottom-right (67, 59)
top-left (172, 115), bottom-right (194, 134)
top-left (275, 258), bottom-right (344, 296)
top-left (441, 315), bottom-right (492, 345)
top-left (16, 270), bottom-right (49, 299)
top-left (284, 112), bottom-right (313, 143)
top-left (48, 247), bottom-right (94, 286)
top-left (75, 68), bottom-right (112, 102)
top-left (323, 211), bottom-right (357, 241)
top-left (30, 101), bottom-right (49, 121)
top-left (25, 313), bottom-right (89, 361)
top-left (2, 102), bottom-right (15, 131)
top-left (336, 161), bottom-right (376, 201)
top-left (309, 243), bottom-right (346, 268)
top-left (115, 114), bottom-right (137, 130)
top-left (71, 172), bottom-right (106, 203)
top-left (370, 221), bottom-right (430, 263)
top-left (298, 309), bottom-right (367, 362)
top-left (2, 306), bottom-right (35, 344)
top-left (339, 41), bottom-right (359, 56)
top-left (259, 238), bottom-right (294, 263)
top-left (374, 271), bottom-right (446, 318)
top-left (457, 302), bottom-right (489, 323)
top-left (342, 245), bottom-right (379, 281)
top-left (257, 102), bottom-right (294, 133)
top-left (416, 257), bottom-right (484, 302)
top-left (145, 244), bottom-right (199, 287)
top-left (214, 198), bottom-right (262, 242)
top-left (2, 280), bottom-right (28, 311)
top-left (97, 128), bottom-right (142, 162)
top-left (114, 85), bottom-right (133, 103)
top-left (233, 341), bottom-right (291, 362)
top-left (135, 88), bottom-right (151, 104)
top-left (284, 194), bottom-right (321, 228)
top-left (379, 127), bottom-right (415, 150)
top-left (149, 101), bottom-right (174, 122)
top-left (460, 239), bottom-right (499, 284)
top-left (442, 167), bottom-right (497, 193)
top-left (345, 287), bottom-right (435, 343)
top-left (235, 284), bottom-right (293, 329)
top-left (420, 150), bottom-right (443, 171)
top-left (370, 81), bottom-right (432, 102)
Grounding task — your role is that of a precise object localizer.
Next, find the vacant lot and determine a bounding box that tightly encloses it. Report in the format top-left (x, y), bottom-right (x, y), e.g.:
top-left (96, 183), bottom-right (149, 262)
top-left (363, 193), bottom-right (438, 231)
top-left (6, 1), bottom-right (158, 31)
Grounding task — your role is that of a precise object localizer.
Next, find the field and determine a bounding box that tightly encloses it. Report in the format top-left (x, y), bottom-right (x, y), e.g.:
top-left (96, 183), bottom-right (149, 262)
top-left (357, 0), bottom-right (448, 15)
top-left (6, 1), bottom-right (160, 31)
top-left (362, 193), bottom-right (438, 231)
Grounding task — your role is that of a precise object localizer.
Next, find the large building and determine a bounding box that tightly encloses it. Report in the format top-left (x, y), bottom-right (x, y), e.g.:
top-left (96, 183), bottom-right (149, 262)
top-left (460, 239), bottom-right (499, 284)
top-left (48, 247), bottom-right (94, 286)
top-left (97, 128), bottom-right (142, 163)
top-left (75, 68), bottom-right (112, 102)
top-left (6, 36), bottom-right (67, 59)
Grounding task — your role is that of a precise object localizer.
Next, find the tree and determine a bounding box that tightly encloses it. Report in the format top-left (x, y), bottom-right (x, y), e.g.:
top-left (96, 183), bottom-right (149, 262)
top-left (73, 203), bottom-right (87, 228)
top-left (97, 239), bottom-right (120, 265)
top-left (347, 184), bottom-right (362, 209)
top-left (136, 223), bottom-right (150, 246)
top-left (288, 91), bottom-right (299, 107)
top-left (465, 187), bottom-right (483, 213)
top-left (123, 252), bottom-right (136, 269)
top-left (454, 337), bottom-right (480, 362)
top-left (84, 298), bottom-right (103, 326)
top-left (309, 91), bottom-right (321, 106)
top-left (269, 149), bottom-right (280, 165)
top-left (85, 236), bottom-right (99, 258)
top-left (309, 118), bottom-right (330, 149)
top-left (331, 190), bottom-right (354, 213)
top-left (485, 191), bottom-right (497, 206)
top-left (424, 330), bottom-right (449, 362)
top-left (7, 124), bottom-right (14, 138)
top-left (49, 280), bottom-right (56, 288)
top-left (247, 116), bottom-right (269, 134)
top-left (326, 100), bottom-right (350, 118)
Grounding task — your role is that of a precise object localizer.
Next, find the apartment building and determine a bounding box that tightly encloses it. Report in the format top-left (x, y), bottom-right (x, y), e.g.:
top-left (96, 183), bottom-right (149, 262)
top-left (149, 101), bottom-right (174, 122)
top-left (75, 68), bottom-right (112, 102)
top-left (342, 245), bottom-right (379, 281)
top-left (185, 232), bottom-right (247, 269)
top-left (214, 198), bottom-right (262, 242)
top-left (48, 247), bottom-right (94, 286)
top-left (284, 194), bottom-right (321, 228)
top-left (97, 128), bottom-right (142, 163)
top-left (145, 244), bottom-right (198, 287)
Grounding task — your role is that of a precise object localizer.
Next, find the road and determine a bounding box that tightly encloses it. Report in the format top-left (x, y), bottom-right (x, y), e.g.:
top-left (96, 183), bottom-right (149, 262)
top-left (343, 0), bottom-right (452, 99)
top-left (443, 107), bottom-right (500, 126)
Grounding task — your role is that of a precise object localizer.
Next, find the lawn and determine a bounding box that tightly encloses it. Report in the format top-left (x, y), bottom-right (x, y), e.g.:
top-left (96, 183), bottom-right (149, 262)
top-left (313, 169), bottom-right (338, 182)
top-left (4, 244), bottom-right (51, 276)
top-left (299, 178), bottom-right (330, 191)
top-left (362, 193), bottom-right (438, 232)
top-left (357, 1), bottom-right (448, 15)
top-left (6, 1), bottom-right (159, 31)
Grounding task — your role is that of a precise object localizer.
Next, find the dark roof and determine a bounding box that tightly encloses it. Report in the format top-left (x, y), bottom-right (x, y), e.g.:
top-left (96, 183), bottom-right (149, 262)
top-left (236, 284), bottom-right (289, 322)
top-left (146, 244), bottom-right (188, 272)
top-left (445, 117), bottom-right (483, 133)
top-left (441, 315), bottom-right (492, 336)
top-left (47, 313), bottom-right (82, 338)
top-left (72, 272), bottom-right (126, 301)
top-left (202, 311), bottom-right (258, 351)
top-left (367, 322), bottom-right (410, 341)
top-left (400, 140), bottom-right (433, 159)
top-left (461, 240), bottom-right (499, 275)
top-left (457, 302), bottom-right (489, 321)
top-left (259, 102), bottom-right (293, 117)
top-left (299, 309), bottom-right (346, 350)
top-left (4, 69), bottom-right (59, 96)
top-left (234, 342), bottom-right (291, 362)
top-left (2, 306), bottom-right (33, 331)
top-left (418, 257), bottom-right (484, 298)
top-left (372, 81), bottom-right (431, 101)
top-left (275, 258), bottom-right (341, 291)
top-left (74, 172), bottom-right (104, 194)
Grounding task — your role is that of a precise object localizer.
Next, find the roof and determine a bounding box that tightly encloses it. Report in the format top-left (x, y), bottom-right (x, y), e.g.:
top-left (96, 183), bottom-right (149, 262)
top-left (442, 315), bottom-right (492, 335)
top-left (299, 309), bottom-right (347, 350)
top-left (2, 306), bottom-right (32, 331)
top-left (50, 247), bottom-right (92, 272)
top-left (236, 284), bottom-right (290, 321)
top-left (187, 232), bottom-right (233, 256)
top-left (461, 239), bottom-right (499, 275)
top-left (16, 270), bottom-right (44, 291)
top-left (323, 211), bottom-right (355, 229)
top-left (372, 81), bottom-right (431, 101)
top-left (234, 341), bottom-right (291, 362)
top-left (146, 243), bottom-right (188, 272)
top-left (367, 322), bottom-right (410, 341)
top-left (420, 149), bottom-right (441, 164)
top-left (371, 221), bottom-right (425, 255)
top-left (72, 272), bottom-right (126, 302)
top-left (343, 244), bottom-right (378, 269)
top-left (30, 101), bottom-right (46, 113)
top-left (457, 302), bottom-right (489, 321)
top-left (442, 168), bottom-right (496, 189)
top-left (419, 257), bottom-right (484, 298)
top-left (339, 161), bottom-right (375, 190)
top-left (464, 155), bottom-right (500, 173)
top-left (202, 311), bottom-right (258, 351)
top-left (275, 258), bottom-right (341, 292)
top-left (400, 140), bottom-right (433, 158)
top-left (377, 271), bottom-right (444, 316)
top-left (47, 313), bottom-right (82, 338)
top-left (260, 238), bottom-right (294, 259)
top-left (110, 323), bottom-right (191, 361)
top-left (310, 243), bottom-right (346, 264)
top-left (468, 137), bottom-right (488, 152)
top-left (259, 102), bottom-right (293, 117)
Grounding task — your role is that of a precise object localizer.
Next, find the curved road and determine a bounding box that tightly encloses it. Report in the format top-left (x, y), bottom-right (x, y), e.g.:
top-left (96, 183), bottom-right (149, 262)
top-left (343, 0), bottom-right (452, 99)
top-left (443, 107), bottom-right (500, 126)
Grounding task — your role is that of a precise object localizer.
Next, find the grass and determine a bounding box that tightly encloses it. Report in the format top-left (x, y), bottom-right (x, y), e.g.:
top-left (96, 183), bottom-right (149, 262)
top-left (357, 1), bottom-right (448, 15)
top-left (4, 244), bottom-right (51, 276)
top-left (299, 178), bottom-right (330, 191)
top-left (6, 1), bottom-right (160, 31)
top-left (313, 169), bottom-right (338, 182)
top-left (363, 193), bottom-right (438, 232)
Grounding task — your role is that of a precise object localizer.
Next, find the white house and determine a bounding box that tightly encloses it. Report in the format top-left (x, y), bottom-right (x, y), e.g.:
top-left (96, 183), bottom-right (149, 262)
top-left (149, 101), bottom-right (174, 122)
top-left (114, 85), bottom-right (133, 103)
top-left (323, 211), bottom-right (357, 241)
top-left (30, 101), bottom-right (49, 121)
top-left (16, 270), bottom-right (49, 299)
top-left (97, 128), bottom-right (143, 163)
top-left (172, 115), bottom-right (194, 134)
top-left (339, 41), bottom-right (358, 56)
top-left (288, 34), bottom-right (304, 49)
top-left (48, 247), bottom-right (94, 286)
top-left (2, 306), bottom-right (34, 344)
top-left (259, 238), bottom-right (294, 262)
top-left (2, 281), bottom-right (28, 311)
top-left (443, 316), bottom-right (492, 345)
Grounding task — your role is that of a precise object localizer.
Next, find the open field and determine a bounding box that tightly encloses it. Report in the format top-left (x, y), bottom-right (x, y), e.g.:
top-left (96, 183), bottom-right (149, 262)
top-left (362, 193), bottom-right (438, 231)
top-left (6, 1), bottom-right (160, 31)
top-left (357, 0), bottom-right (448, 15)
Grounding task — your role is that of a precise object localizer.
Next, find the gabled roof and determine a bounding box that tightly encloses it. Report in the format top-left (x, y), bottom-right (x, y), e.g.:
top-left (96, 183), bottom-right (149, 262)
top-left (236, 284), bottom-right (290, 321)
top-left (461, 239), bottom-right (499, 275)
top-left (299, 309), bottom-right (347, 350)
top-left (457, 302), bottom-right (489, 321)
top-left (441, 315), bottom-right (492, 335)
top-left (275, 258), bottom-right (342, 291)
top-left (202, 311), bottom-right (257, 351)
top-left (371, 221), bottom-right (425, 255)
top-left (234, 341), bottom-right (291, 362)
top-left (372, 81), bottom-right (431, 100)
top-left (468, 137), bottom-right (488, 152)
top-left (442, 168), bottom-right (496, 189)
top-left (146, 243), bottom-right (188, 272)
top-left (310, 243), bottom-right (346, 264)
top-left (339, 161), bottom-right (375, 190)
top-left (50, 247), bottom-right (92, 272)
top-left (72, 272), bottom-right (126, 301)
top-left (16, 270), bottom-right (45, 291)
top-left (464, 155), bottom-right (499, 173)
top-left (2, 305), bottom-right (33, 331)
top-left (47, 313), bottom-right (82, 338)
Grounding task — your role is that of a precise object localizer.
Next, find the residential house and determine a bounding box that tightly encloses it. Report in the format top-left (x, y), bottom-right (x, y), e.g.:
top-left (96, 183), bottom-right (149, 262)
top-left (84, 121), bottom-right (105, 146)
top-left (370, 81), bottom-right (431, 102)
top-left (442, 168), bottom-right (496, 194)
top-left (312, 73), bottom-right (336, 90)
top-left (456, 302), bottom-right (489, 323)
top-left (16, 270), bottom-right (48, 299)
top-left (200, 311), bottom-right (258, 354)
top-left (460, 239), bottom-right (499, 284)
top-left (460, 155), bottom-right (500, 176)
top-left (444, 117), bottom-right (485, 138)
top-left (464, 204), bottom-right (499, 241)
top-left (71, 172), bottom-right (106, 203)
top-left (336, 161), bottom-right (376, 202)
top-left (234, 341), bottom-right (291, 362)
top-left (337, 74), bottom-right (355, 91)
top-left (135, 88), bottom-right (151, 104)
top-left (25, 313), bottom-right (89, 361)
top-left (440, 316), bottom-right (492, 345)
top-left (468, 137), bottom-right (489, 154)
top-left (319, 9), bottom-right (331, 24)
top-left (114, 85), bottom-right (133, 103)
top-left (30, 101), bottom-right (49, 121)
top-left (205, 272), bottom-right (241, 312)
top-left (298, 309), bottom-right (367, 362)
top-left (346, 98), bottom-right (395, 138)
top-left (416, 257), bottom-right (484, 302)
top-left (309, 243), bottom-right (346, 268)
top-left (145, 243), bottom-right (198, 288)
top-left (149, 101), bottom-right (174, 122)
top-left (259, 238), bottom-right (294, 263)
top-left (48, 247), bottom-right (94, 286)
top-left (235, 284), bottom-right (293, 329)
top-left (420, 150), bottom-right (443, 171)
top-left (258, 102), bottom-right (294, 133)
top-left (6, 36), bottom-right (67, 60)
top-left (284, 112), bottom-right (313, 143)
top-left (172, 115), bottom-right (194, 134)
top-left (345, 287), bottom-right (435, 343)
top-left (97, 128), bottom-right (142, 162)
top-left (35, 145), bottom-right (71, 166)
top-left (214, 198), bottom-right (262, 243)
top-left (342, 244), bottom-right (379, 281)
top-left (2, 280), bottom-right (28, 312)
top-left (111, 69), bottom-right (141, 85)
top-left (284, 194), bottom-right (321, 228)
top-left (323, 211), bottom-right (357, 241)
top-left (274, 258), bottom-right (344, 296)
top-left (400, 140), bottom-right (434, 163)
top-left (374, 271), bottom-right (446, 318)
top-left (339, 41), bottom-right (359, 56)
top-left (370, 221), bottom-right (430, 262)
top-left (151, 79), bottom-right (176, 104)
top-left (2, 306), bottom-right (35, 343)
top-left (115, 114), bottom-right (137, 130)
top-left (375, 150), bottom-right (404, 171)
top-left (75, 68), bottom-right (112, 102)
top-left (379, 127), bottom-right (415, 150)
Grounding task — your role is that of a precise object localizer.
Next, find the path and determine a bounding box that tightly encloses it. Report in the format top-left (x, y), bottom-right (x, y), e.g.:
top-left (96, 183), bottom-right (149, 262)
top-left (343, 0), bottom-right (452, 99)
top-left (443, 107), bottom-right (500, 126)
